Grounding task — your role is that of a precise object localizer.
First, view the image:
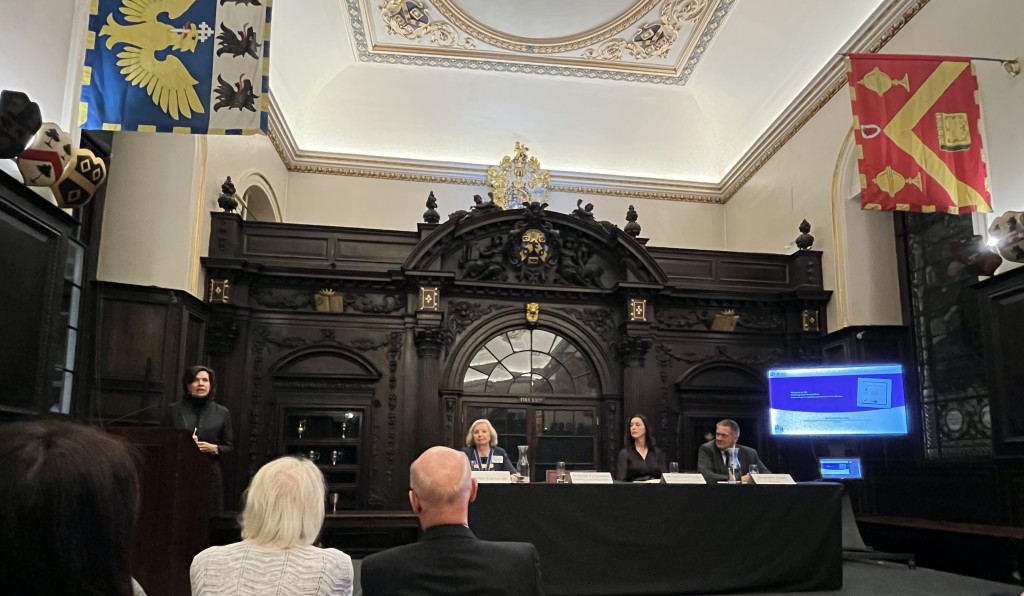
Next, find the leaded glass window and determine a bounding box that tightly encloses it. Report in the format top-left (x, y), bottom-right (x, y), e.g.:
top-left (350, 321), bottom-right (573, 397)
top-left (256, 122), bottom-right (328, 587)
top-left (463, 329), bottom-right (598, 395)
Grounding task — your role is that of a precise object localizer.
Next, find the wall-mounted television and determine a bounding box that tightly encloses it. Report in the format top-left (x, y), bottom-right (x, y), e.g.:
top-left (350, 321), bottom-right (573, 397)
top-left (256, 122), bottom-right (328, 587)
top-left (767, 364), bottom-right (908, 436)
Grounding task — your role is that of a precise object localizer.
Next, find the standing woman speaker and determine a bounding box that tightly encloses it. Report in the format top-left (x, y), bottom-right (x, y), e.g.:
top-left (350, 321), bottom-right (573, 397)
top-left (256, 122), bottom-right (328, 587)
top-left (169, 365), bottom-right (234, 512)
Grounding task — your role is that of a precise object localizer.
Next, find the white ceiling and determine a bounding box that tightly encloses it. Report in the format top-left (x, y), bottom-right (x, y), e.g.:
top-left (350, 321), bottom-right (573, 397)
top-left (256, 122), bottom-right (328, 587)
top-left (269, 0), bottom-right (918, 201)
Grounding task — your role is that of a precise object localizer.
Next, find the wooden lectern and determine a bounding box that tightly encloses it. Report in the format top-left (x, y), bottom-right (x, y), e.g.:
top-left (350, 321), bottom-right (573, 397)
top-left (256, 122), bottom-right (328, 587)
top-left (108, 428), bottom-right (211, 596)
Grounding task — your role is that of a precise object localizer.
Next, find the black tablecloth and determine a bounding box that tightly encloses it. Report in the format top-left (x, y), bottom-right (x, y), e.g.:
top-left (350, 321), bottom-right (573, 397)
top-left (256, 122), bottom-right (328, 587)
top-left (468, 483), bottom-right (843, 595)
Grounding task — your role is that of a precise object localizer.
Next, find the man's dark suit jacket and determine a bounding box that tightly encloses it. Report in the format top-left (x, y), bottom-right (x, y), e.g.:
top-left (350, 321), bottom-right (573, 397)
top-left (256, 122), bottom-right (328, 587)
top-left (360, 524), bottom-right (544, 596)
top-left (696, 440), bottom-right (770, 482)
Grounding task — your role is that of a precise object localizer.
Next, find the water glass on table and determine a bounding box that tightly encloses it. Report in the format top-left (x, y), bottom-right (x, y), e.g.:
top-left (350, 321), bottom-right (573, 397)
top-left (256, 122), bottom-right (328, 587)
top-left (555, 461), bottom-right (567, 483)
top-left (668, 461), bottom-right (679, 474)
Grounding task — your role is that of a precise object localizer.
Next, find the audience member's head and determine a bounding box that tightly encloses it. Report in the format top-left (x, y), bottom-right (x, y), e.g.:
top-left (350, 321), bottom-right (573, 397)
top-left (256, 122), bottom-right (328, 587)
top-left (240, 456), bottom-right (326, 548)
top-left (408, 446), bottom-right (477, 528)
top-left (0, 419), bottom-right (140, 596)
top-left (715, 419), bottom-right (740, 450)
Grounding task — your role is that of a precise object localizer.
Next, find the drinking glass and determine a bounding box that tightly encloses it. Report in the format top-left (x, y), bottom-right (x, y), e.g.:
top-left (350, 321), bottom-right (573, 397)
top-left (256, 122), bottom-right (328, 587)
top-left (516, 445), bottom-right (530, 483)
top-left (668, 462), bottom-right (680, 474)
top-left (556, 461), bottom-right (567, 484)
top-left (749, 465), bottom-right (760, 477)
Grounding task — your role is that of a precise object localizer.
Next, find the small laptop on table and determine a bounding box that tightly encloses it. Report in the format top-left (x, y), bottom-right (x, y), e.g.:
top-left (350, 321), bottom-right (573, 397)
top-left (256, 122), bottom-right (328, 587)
top-left (819, 457), bottom-right (863, 480)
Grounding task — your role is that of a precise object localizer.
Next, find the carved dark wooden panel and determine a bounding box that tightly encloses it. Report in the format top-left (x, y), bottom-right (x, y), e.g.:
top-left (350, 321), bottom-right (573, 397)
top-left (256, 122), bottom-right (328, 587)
top-left (89, 283), bottom-right (207, 425)
top-left (976, 266), bottom-right (1024, 457)
top-left (99, 299), bottom-right (168, 379)
top-left (201, 207), bottom-right (834, 513)
top-left (246, 234), bottom-right (329, 259)
top-left (647, 247), bottom-right (821, 291)
top-left (719, 260), bottom-right (789, 285)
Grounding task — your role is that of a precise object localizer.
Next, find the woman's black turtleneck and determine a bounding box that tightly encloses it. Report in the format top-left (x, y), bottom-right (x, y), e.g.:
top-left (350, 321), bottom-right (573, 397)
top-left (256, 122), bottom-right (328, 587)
top-left (170, 395), bottom-right (234, 457)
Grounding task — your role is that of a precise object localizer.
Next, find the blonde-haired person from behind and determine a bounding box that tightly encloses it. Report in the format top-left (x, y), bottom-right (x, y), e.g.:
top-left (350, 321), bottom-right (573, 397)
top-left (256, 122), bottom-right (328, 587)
top-left (190, 456), bottom-right (353, 596)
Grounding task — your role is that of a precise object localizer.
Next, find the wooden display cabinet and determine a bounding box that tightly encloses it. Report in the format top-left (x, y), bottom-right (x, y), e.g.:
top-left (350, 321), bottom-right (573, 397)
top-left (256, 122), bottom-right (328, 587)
top-left (279, 408), bottom-right (366, 511)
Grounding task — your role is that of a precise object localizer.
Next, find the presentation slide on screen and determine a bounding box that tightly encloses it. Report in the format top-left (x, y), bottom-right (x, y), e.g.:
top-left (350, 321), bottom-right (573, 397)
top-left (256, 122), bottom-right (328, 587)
top-left (768, 364), bottom-right (908, 436)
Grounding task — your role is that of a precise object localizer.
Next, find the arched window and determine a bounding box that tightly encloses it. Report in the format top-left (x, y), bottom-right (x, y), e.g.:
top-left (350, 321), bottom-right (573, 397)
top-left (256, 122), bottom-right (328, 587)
top-left (462, 328), bottom-right (597, 395)
top-left (242, 185), bottom-right (278, 222)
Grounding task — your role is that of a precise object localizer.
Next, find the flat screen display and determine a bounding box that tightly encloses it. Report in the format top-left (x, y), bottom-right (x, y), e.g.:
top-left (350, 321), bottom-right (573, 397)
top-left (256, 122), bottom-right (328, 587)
top-left (819, 457), bottom-right (863, 480)
top-left (767, 364), bottom-right (908, 436)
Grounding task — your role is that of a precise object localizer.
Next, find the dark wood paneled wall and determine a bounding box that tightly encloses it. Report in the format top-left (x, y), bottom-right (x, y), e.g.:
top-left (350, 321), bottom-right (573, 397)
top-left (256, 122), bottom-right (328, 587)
top-left (200, 210), bottom-right (831, 510)
top-left (87, 282), bottom-right (208, 425)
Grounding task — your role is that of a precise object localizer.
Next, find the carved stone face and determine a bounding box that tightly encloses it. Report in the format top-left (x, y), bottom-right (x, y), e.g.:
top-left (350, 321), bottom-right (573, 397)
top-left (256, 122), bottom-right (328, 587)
top-left (519, 229), bottom-right (548, 265)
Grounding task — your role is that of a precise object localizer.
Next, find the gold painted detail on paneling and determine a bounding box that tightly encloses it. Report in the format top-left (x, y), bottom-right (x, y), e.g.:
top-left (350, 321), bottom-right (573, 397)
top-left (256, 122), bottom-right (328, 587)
top-left (525, 302), bottom-right (540, 325)
top-left (487, 142), bottom-right (550, 208)
top-left (629, 298), bottom-right (648, 322)
top-left (419, 286), bottom-right (440, 311)
top-left (582, 0), bottom-right (708, 61)
top-left (379, 0), bottom-right (475, 49)
top-left (209, 279), bottom-right (231, 304)
top-left (429, 0), bottom-right (659, 53)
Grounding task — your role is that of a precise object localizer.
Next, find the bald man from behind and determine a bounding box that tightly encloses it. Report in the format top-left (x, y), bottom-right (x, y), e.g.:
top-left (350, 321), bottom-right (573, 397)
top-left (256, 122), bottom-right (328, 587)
top-left (360, 446), bottom-right (544, 595)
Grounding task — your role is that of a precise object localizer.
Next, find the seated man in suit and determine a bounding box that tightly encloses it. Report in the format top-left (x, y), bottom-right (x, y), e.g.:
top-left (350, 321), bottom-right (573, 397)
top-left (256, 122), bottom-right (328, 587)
top-left (697, 419), bottom-right (770, 484)
top-left (360, 446), bottom-right (544, 595)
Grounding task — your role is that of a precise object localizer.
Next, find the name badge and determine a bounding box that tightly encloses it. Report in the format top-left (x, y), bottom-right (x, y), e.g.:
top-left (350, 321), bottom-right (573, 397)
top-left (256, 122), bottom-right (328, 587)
top-left (748, 474), bottom-right (796, 485)
top-left (472, 471), bottom-right (512, 484)
top-left (569, 471), bottom-right (613, 484)
top-left (492, 455), bottom-right (503, 464)
top-left (663, 473), bottom-right (707, 484)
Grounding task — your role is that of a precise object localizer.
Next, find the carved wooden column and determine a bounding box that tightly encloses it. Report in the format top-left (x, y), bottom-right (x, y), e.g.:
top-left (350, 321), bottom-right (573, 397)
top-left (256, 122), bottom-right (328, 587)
top-left (414, 327), bottom-right (444, 451)
top-left (619, 335), bottom-right (652, 419)
top-left (620, 298), bottom-right (652, 419)
top-left (414, 286), bottom-right (444, 452)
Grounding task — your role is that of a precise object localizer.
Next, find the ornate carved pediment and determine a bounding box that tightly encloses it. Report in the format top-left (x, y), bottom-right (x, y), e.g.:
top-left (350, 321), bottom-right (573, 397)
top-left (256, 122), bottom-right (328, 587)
top-left (403, 206), bottom-right (668, 291)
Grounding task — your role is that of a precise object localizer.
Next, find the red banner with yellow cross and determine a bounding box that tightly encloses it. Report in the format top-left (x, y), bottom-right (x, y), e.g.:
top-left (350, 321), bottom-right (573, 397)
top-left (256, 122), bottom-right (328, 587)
top-left (847, 54), bottom-right (992, 214)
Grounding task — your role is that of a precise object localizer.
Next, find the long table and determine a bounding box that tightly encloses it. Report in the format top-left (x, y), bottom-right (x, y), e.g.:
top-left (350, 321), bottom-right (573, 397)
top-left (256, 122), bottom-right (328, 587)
top-left (468, 482), bottom-right (843, 595)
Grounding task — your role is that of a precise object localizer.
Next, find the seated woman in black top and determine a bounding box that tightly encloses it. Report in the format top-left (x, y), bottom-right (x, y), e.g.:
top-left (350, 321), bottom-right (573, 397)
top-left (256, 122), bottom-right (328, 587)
top-left (462, 418), bottom-right (518, 474)
top-left (615, 414), bottom-right (667, 482)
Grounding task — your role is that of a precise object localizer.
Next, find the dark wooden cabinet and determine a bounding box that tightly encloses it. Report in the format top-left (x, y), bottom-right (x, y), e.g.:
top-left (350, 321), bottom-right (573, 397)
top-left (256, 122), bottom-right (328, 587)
top-left (976, 266), bottom-right (1024, 458)
top-left (0, 171), bottom-right (80, 417)
top-left (279, 407), bottom-right (366, 510)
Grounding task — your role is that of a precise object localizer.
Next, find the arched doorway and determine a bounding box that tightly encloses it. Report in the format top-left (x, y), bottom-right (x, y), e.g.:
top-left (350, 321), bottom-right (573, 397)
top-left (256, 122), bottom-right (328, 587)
top-left (674, 361), bottom-right (770, 471)
top-left (459, 327), bottom-right (601, 482)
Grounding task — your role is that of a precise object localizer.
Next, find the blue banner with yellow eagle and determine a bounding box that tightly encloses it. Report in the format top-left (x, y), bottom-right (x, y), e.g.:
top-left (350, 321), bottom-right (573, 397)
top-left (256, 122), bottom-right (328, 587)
top-left (81, 0), bottom-right (271, 135)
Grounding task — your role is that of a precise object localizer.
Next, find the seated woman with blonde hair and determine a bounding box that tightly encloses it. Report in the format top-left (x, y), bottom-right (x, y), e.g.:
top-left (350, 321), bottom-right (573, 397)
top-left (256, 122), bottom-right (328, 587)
top-left (462, 418), bottom-right (519, 475)
top-left (190, 456), bottom-right (353, 596)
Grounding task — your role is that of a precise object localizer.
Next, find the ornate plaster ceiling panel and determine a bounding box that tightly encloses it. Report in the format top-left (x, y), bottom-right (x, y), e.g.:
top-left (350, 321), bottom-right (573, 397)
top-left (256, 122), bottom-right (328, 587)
top-left (353, 0), bottom-right (735, 84)
top-left (269, 0), bottom-right (929, 203)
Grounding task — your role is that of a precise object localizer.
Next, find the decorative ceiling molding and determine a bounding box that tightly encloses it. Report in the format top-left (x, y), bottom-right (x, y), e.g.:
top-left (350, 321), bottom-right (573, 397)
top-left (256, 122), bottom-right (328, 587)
top-left (271, 114), bottom-right (725, 202)
top-left (719, 0), bottom-right (931, 198)
top-left (429, 0), bottom-right (658, 53)
top-left (352, 0), bottom-right (735, 85)
top-left (271, 0), bottom-right (930, 205)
